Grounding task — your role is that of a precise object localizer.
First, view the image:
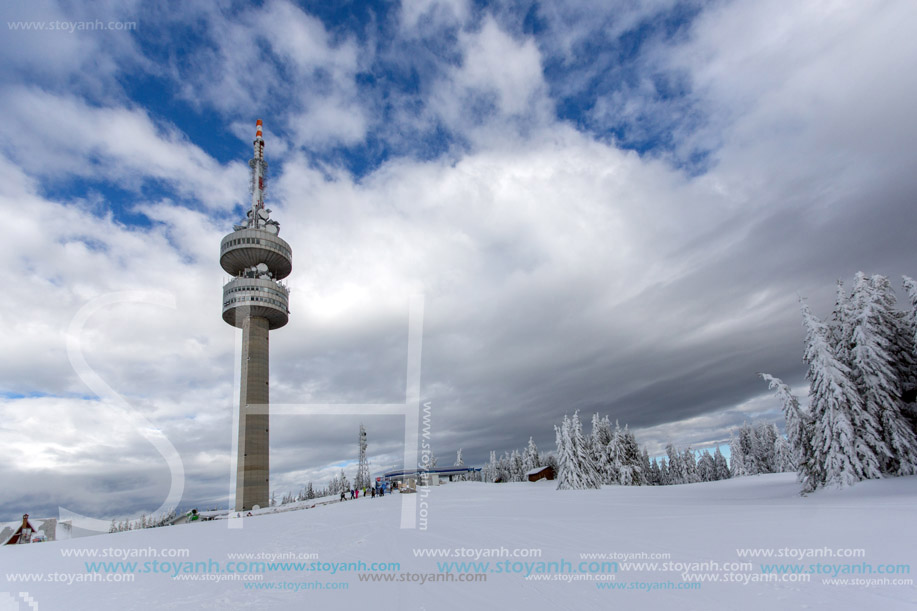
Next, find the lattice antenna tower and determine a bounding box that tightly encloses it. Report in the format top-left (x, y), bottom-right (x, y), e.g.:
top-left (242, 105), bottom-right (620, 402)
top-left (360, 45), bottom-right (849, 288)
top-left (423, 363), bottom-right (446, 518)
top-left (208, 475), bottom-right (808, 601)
top-left (356, 423), bottom-right (369, 489)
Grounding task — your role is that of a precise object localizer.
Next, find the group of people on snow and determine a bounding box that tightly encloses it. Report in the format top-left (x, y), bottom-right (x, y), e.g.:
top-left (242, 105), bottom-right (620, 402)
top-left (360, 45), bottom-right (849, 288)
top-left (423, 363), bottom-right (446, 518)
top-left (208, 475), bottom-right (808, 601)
top-left (339, 482), bottom-right (396, 502)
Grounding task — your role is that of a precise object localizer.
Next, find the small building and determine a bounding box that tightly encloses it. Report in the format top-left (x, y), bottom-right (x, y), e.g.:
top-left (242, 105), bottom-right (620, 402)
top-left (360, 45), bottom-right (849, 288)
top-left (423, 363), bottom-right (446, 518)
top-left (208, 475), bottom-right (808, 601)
top-left (526, 466), bottom-right (555, 482)
top-left (3, 514), bottom-right (39, 545)
top-left (383, 466), bottom-right (481, 489)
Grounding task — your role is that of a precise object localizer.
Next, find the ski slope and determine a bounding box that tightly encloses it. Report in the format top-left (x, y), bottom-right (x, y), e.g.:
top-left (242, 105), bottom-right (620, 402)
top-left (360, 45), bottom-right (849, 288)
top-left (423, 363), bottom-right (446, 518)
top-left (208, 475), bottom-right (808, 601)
top-left (2, 474), bottom-right (916, 610)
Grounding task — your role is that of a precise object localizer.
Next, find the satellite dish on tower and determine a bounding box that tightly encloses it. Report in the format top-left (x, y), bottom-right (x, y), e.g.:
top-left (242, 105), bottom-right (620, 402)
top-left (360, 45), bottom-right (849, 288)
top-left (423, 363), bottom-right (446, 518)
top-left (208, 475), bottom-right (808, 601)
top-left (256, 263), bottom-right (269, 274)
top-left (258, 208), bottom-right (270, 220)
top-left (265, 224), bottom-right (279, 235)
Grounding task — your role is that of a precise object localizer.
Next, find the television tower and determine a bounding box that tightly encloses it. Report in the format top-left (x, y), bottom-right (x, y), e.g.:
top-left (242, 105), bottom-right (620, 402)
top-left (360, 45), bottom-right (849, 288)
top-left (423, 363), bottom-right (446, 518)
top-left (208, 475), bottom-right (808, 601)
top-left (220, 120), bottom-right (292, 511)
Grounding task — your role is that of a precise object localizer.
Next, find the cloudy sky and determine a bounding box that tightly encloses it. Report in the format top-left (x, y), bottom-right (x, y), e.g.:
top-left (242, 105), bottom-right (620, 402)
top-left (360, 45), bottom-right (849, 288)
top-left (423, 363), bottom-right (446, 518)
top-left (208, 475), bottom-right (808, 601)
top-left (1, 0), bottom-right (915, 521)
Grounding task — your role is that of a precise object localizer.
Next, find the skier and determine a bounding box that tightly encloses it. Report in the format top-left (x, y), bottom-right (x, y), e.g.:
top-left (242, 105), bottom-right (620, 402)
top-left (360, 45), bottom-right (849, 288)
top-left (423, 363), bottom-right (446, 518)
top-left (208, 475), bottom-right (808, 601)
top-left (340, 490), bottom-right (346, 502)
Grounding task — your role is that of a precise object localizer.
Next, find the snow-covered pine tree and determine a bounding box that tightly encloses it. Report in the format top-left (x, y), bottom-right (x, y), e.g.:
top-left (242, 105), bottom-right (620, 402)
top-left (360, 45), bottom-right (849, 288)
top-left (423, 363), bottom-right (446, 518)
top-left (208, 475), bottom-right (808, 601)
top-left (555, 416), bottom-right (572, 489)
top-left (648, 458), bottom-right (662, 485)
top-left (522, 436), bottom-right (540, 474)
top-left (738, 424), bottom-right (760, 475)
top-left (901, 276), bottom-right (917, 430)
top-left (573, 411), bottom-right (602, 488)
top-left (665, 444), bottom-right (686, 484)
top-left (555, 412), bottom-right (602, 490)
top-left (729, 432), bottom-right (746, 478)
top-left (802, 301), bottom-right (880, 488)
top-left (500, 452), bottom-right (513, 482)
top-left (607, 421), bottom-right (623, 485)
top-left (617, 426), bottom-right (644, 486)
top-left (850, 275), bottom-right (917, 475)
top-left (510, 449), bottom-right (524, 482)
top-left (696, 450), bottom-right (714, 481)
top-left (755, 422), bottom-right (779, 474)
top-left (829, 279), bottom-right (855, 369)
top-left (682, 447), bottom-right (699, 483)
top-left (640, 448), bottom-right (652, 484)
top-left (846, 275), bottom-right (895, 466)
top-left (760, 373), bottom-right (814, 487)
top-left (713, 446), bottom-right (730, 480)
top-left (590, 413), bottom-right (614, 484)
top-left (658, 457), bottom-right (670, 485)
top-left (871, 276), bottom-right (916, 396)
top-left (774, 432), bottom-right (796, 472)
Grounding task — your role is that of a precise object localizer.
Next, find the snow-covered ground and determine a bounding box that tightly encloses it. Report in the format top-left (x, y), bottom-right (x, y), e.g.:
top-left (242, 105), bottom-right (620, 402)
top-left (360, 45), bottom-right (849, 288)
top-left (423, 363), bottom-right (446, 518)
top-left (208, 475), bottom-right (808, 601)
top-left (2, 474), bottom-right (916, 610)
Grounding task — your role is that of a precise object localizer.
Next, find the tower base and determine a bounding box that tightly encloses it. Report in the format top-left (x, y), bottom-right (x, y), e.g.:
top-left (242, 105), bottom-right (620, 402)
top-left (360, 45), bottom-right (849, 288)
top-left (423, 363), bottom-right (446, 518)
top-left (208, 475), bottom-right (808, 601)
top-left (235, 315), bottom-right (270, 511)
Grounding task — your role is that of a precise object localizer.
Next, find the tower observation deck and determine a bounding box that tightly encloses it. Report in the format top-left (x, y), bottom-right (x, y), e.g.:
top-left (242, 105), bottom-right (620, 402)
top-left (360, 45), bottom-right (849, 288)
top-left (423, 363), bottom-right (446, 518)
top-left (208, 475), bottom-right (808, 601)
top-left (221, 119), bottom-right (291, 511)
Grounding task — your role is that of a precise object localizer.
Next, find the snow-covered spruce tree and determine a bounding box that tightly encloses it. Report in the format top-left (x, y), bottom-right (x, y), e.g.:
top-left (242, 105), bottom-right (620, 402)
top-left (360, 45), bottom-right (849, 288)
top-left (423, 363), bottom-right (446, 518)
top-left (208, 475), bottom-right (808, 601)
top-left (713, 446), bottom-right (731, 480)
top-left (494, 452), bottom-right (507, 482)
top-left (754, 422), bottom-right (779, 474)
top-left (739, 424), bottom-right (761, 475)
top-left (901, 276), bottom-right (917, 429)
top-left (774, 433), bottom-right (796, 472)
top-left (555, 417), bottom-right (572, 489)
top-left (729, 432), bottom-right (746, 477)
top-left (665, 444), bottom-right (687, 484)
top-left (682, 447), bottom-right (699, 483)
top-left (640, 448), bottom-right (652, 483)
top-left (697, 451), bottom-right (715, 482)
top-left (802, 301), bottom-right (881, 488)
top-left (590, 413), bottom-right (615, 484)
top-left (617, 425), bottom-right (645, 486)
top-left (522, 436), bottom-right (540, 473)
top-left (511, 449), bottom-right (525, 482)
top-left (760, 374), bottom-right (814, 487)
top-left (454, 448), bottom-right (464, 481)
top-left (850, 275), bottom-right (917, 475)
top-left (658, 457), bottom-right (671, 485)
top-left (648, 458), bottom-right (662, 485)
top-left (555, 412), bottom-right (602, 490)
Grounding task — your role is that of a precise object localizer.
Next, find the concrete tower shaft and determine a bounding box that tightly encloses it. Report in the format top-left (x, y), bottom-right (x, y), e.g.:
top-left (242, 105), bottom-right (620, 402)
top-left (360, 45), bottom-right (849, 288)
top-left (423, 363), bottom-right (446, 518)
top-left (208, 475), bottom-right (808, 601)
top-left (221, 120), bottom-right (291, 512)
top-left (236, 315), bottom-right (270, 511)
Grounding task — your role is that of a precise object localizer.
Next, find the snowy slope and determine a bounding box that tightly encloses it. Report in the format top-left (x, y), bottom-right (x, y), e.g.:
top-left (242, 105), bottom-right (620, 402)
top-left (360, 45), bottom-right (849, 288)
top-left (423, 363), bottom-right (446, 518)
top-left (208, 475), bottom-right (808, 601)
top-left (2, 474), bottom-right (916, 610)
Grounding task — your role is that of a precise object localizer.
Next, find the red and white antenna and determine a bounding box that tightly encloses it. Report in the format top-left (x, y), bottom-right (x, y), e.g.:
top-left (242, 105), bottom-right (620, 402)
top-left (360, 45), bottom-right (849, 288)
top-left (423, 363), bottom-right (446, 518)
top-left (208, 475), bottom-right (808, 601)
top-left (250, 119), bottom-right (267, 216)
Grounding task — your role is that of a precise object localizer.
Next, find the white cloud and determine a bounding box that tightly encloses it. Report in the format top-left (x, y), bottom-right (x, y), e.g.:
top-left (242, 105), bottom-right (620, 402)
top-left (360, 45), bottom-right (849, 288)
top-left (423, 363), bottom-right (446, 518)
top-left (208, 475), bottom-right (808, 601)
top-left (400, 0), bottom-right (470, 32)
top-left (169, 0), bottom-right (367, 147)
top-left (427, 16), bottom-right (551, 139)
top-left (0, 87), bottom-right (246, 211)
